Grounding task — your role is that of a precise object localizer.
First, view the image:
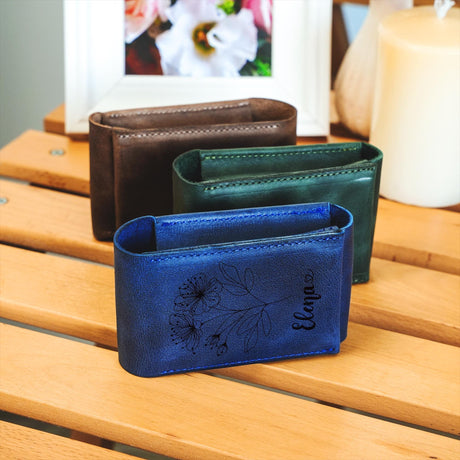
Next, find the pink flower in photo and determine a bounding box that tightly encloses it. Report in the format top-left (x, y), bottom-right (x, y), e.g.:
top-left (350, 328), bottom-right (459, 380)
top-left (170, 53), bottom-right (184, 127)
top-left (242, 0), bottom-right (272, 34)
top-left (125, 0), bottom-right (170, 43)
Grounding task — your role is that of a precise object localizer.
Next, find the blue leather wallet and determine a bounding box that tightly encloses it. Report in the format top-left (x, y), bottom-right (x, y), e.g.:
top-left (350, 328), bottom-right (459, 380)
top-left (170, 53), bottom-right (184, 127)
top-left (114, 202), bottom-right (354, 377)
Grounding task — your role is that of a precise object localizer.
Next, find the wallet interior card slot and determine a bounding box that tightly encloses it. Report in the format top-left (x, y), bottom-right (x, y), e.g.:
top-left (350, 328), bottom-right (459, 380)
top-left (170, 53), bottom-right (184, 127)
top-left (114, 203), bottom-right (353, 377)
top-left (115, 204), bottom-right (343, 254)
top-left (153, 205), bottom-right (343, 252)
top-left (197, 143), bottom-right (376, 181)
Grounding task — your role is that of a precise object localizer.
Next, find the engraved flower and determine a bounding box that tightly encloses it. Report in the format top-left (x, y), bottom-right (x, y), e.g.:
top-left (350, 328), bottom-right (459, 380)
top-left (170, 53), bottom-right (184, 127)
top-left (205, 333), bottom-right (221, 348)
top-left (155, 0), bottom-right (258, 76)
top-left (205, 333), bottom-right (228, 356)
top-left (174, 273), bottom-right (222, 315)
top-left (169, 313), bottom-right (203, 352)
top-left (217, 342), bottom-right (229, 356)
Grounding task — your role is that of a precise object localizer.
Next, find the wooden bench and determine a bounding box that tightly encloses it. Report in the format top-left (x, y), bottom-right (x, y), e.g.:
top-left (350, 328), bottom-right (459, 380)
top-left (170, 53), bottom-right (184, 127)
top-left (0, 118), bottom-right (459, 458)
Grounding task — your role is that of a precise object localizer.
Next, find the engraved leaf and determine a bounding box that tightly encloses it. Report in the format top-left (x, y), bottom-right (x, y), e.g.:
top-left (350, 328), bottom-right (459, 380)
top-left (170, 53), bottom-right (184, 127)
top-left (216, 311), bottom-right (241, 335)
top-left (219, 262), bottom-right (242, 285)
top-left (219, 262), bottom-right (249, 295)
top-left (261, 310), bottom-right (272, 337)
top-left (222, 284), bottom-right (249, 296)
top-left (244, 268), bottom-right (254, 291)
top-left (244, 327), bottom-right (259, 353)
top-left (236, 311), bottom-right (260, 336)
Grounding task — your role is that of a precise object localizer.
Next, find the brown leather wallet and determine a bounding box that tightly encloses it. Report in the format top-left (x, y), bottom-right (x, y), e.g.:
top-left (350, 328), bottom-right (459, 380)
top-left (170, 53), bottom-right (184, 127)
top-left (89, 98), bottom-right (297, 241)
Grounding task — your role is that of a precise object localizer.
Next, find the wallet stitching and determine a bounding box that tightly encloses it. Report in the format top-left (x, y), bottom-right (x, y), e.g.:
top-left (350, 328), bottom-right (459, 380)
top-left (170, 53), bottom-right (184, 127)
top-left (159, 208), bottom-right (327, 227)
top-left (107, 102), bottom-right (250, 118)
top-left (202, 167), bottom-right (377, 190)
top-left (117, 124), bottom-right (281, 139)
top-left (201, 146), bottom-right (361, 160)
top-left (160, 346), bottom-right (338, 375)
top-left (149, 236), bottom-right (342, 262)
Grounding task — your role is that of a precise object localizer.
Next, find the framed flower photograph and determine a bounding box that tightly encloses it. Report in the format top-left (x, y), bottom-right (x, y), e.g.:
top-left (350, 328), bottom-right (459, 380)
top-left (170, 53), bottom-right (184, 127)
top-left (64, 0), bottom-right (332, 136)
top-left (125, 0), bottom-right (273, 77)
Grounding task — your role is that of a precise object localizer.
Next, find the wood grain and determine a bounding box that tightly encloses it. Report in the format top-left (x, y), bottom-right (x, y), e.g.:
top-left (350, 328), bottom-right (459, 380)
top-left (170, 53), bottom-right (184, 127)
top-left (0, 179), bottom-right (112, 264)
top-left (0, 421), bottom-right (136, 460)
top-left (215, 323), bottom-right (460, 436)
top-left (351, 258), bottom-right (460, 346)
top-left (1, 245), bottom-right (458, 434)
top-left (0, 130), bottom-right (89, 195)
top-left (0, 244), bottom-right (116, 347)
top-left (1, 323), bottom-right (458, 460)
top-left (43, 104), bottom-right (66, 136)
top-left (373, 198), bottom-right (460, 275)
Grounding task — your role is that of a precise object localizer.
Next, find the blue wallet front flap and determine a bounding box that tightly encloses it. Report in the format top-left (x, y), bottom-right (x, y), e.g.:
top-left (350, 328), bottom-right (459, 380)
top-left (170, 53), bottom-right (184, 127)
top-left (114, 202), bottom-right (353, 377)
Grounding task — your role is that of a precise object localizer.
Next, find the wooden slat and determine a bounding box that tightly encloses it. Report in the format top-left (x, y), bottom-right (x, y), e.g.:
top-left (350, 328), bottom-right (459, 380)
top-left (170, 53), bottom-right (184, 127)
top-left (43, 104), bottom-right (66, 136)
top-left (0, 179), bottom-right (112, 264)
top-left (373, 198), bottom-right (460, 275)
top-left (1, 323), bottom-right (458, 459)
top-left (215, 322), bottom-right (460, 436)
top-left (0, 421), bottom-right (137, 460)
top-left (352, 258), bottom-right (460, 346)
top-left (1, 245), bottom-right (459, 434)
top-left (0, 244), bottom-right (116, 347)
top-left (0, 130), bottom-right (89, 195)
top-left (2, 243), bottom-right (459, 347)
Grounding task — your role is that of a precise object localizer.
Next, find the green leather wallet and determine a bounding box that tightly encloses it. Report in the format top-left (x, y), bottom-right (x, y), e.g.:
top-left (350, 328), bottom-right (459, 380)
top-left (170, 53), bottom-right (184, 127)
top-left (172, 142), bottom-right (383, 284)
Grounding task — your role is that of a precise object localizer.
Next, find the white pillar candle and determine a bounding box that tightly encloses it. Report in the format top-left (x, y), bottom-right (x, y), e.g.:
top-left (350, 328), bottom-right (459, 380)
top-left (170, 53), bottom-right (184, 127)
top-left (370, 5), bottom-right (460, 207)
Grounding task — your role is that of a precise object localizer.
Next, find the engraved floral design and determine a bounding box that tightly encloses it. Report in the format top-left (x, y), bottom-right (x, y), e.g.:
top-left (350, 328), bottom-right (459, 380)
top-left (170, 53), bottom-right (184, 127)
top-left (174, 273), bottom-right (222, 315)
top-left (169, 313), bottom-right (203, 353)
top-left (169, 263), bottom-right (288, 356)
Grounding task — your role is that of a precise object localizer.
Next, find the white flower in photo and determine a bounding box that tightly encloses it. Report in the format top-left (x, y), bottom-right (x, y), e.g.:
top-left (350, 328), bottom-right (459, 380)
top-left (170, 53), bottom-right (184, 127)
top-left (125, 0), bottom-right (171, 44)
top-left (155, 0), bottom-right (258, 77)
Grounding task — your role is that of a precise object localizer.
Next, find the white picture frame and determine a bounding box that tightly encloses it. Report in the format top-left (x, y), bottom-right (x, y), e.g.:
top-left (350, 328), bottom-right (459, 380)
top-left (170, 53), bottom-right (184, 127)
top-left (64, 0), bottom-right (332, 136)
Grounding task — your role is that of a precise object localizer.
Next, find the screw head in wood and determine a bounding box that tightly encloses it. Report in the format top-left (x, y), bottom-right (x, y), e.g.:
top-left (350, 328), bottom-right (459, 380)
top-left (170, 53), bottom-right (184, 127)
top-left (49, 148), bottom-right (65, 156)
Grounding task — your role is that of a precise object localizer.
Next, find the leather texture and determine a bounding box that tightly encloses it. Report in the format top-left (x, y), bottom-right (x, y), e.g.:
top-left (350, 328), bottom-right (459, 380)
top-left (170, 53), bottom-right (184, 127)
top-left (89, 98), bottom-right (297, 241)
top-left (114, 202), bottom-right (353, 377)
top-left (173, 142), bottom-right (382, 283)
